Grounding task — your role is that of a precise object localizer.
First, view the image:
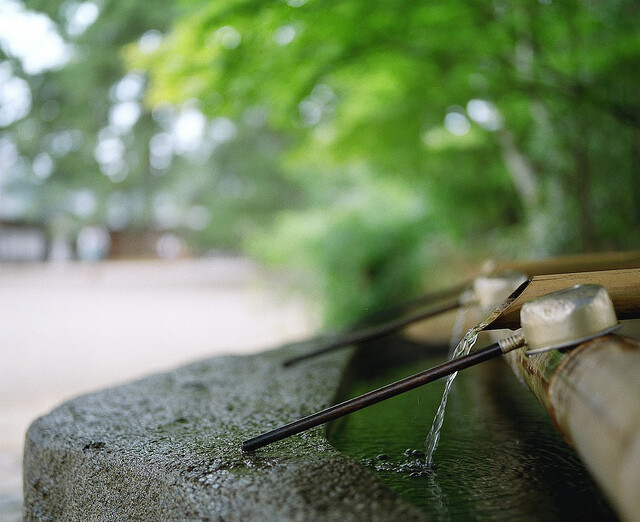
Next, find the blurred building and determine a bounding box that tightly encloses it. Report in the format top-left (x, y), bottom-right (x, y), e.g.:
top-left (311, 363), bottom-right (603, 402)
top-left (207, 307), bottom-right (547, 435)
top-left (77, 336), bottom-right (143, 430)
top-left (0, 219), bottom-right (48, 262)
top-left (0, 219), bottom-right (190, 262)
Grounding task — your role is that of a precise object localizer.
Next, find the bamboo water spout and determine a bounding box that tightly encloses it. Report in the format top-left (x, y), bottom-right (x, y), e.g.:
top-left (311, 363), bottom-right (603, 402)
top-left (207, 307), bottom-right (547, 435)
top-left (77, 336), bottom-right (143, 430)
top-left (283, 257), bottom-right (640, 367)
top-left (485, 268), bottom-right (640, 330)
top-left (243, 281), bottom-right (634, 452)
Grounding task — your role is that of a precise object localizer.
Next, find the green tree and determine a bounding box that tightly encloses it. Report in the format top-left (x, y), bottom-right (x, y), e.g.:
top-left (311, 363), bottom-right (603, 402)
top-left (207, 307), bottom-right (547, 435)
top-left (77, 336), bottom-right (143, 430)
top-left (129, 0), bottom-right (640, 323)
top-left (1, 0), bottom-right (304, 255)
top-left (4, 0), bottom-right (639, 324)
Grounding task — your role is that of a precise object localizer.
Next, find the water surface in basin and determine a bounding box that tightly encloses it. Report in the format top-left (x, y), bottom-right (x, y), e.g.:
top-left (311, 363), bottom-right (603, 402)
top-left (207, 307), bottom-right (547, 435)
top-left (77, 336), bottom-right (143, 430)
top-left (329, 341), bottom-right (616, 521)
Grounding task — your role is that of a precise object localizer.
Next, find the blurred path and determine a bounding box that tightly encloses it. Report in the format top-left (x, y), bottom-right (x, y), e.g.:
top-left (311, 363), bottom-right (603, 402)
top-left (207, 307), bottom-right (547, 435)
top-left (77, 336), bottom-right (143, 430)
top-left (0, 258), bottom-right (319, 520)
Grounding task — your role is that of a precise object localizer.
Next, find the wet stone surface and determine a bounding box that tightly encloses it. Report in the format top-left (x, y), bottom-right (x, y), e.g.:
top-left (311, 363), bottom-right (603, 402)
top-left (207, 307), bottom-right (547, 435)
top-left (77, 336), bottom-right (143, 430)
top-left (23, 344), bottom-right (429, 521)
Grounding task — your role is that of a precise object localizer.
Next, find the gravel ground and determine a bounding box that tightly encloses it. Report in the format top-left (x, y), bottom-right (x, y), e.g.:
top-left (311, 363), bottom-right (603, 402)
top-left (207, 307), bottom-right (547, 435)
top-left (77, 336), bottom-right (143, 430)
top-left (0, 258), bottom-right (319, 521)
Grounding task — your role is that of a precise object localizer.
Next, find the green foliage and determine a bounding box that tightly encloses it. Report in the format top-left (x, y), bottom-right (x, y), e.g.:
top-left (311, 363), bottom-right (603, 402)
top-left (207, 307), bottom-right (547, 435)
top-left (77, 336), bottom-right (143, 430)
top-left (2, 0), bottom-right (176, 236)
top-left (4, 0), bottom-right (640, 324)
top-left (2, 0), bottom-right (304, 253)
top-left (249, 178), bottom-right (434, 325)
top-left (129, 0), bottom-right (640, 322)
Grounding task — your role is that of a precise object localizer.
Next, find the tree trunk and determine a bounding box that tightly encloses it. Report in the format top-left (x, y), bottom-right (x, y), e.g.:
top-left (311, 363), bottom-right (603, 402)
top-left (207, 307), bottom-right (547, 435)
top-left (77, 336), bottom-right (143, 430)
top-left (574, 136), bottom-right (596, 251)
top-left (632, 130), bottom-right (640, 227)
top-left (498, 130), bottom-right (538, 209)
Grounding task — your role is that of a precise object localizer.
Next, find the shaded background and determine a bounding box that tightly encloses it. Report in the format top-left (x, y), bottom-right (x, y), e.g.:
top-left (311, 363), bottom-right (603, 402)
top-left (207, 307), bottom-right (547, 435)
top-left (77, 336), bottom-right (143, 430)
top-left (2, 0), bottom-right (640, 518)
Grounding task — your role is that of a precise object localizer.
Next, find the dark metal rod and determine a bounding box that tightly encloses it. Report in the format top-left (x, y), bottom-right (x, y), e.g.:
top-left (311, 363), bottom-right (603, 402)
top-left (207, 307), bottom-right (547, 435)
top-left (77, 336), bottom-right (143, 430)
top-left (243, 341), bottom-right (504, 452)
top-left (282, 298), bottom-right (464, 367)
top-left (352, 281), bottom-right (471, 325)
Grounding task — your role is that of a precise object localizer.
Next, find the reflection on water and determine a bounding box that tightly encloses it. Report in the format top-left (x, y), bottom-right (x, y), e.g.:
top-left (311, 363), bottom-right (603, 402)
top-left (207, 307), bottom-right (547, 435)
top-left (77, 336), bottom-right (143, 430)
top-left (329, 343), bottom-right (616, 521)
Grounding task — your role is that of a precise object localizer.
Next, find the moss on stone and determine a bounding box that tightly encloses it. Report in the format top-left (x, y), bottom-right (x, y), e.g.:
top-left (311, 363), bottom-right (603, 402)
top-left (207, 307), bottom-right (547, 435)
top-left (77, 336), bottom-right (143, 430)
top-left (23, 344), bottom-right (429, 521)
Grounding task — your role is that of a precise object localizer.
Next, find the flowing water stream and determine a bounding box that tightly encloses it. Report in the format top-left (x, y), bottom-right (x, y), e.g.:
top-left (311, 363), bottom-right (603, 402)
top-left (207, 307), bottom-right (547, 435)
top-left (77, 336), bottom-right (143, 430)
top-left (424, 284), bottom-right (520, 466)
top-left (424, 319), bottom-right (485, 465)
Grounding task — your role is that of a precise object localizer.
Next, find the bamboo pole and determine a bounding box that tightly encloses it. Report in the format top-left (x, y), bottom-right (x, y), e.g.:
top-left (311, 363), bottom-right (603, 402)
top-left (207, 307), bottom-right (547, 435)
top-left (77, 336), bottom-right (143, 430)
top-left (406, 256), bottom-right (640, 344)
top-left (485, 249), bottom-right (640, 277)
top-left (486, 268), bottom-right (640, 330)
top-left (504, 335), bottom-right (640, 522)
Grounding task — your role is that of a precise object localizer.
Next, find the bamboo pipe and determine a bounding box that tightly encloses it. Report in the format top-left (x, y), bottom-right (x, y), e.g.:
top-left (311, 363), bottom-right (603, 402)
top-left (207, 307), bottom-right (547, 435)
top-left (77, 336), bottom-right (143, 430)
top-left (403, 254), bottom-right (640, 346)
top-left (485, 268), bottom-right (640, 330)
top-left (484, 249), bottom-right (640, 277)
top-left (488, 279), bottom-right (640, 521)
top-left (284, 262), bottom-right (640, 367)
top-left (504, 336), bottom-right (640, 522)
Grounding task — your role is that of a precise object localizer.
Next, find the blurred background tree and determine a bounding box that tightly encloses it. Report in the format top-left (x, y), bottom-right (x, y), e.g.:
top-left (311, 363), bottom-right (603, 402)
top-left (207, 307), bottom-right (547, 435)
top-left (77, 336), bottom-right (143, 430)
top-left (2, 0), bottom-right (639, 325)
top-left (1, 0), bottom-right (303, 254)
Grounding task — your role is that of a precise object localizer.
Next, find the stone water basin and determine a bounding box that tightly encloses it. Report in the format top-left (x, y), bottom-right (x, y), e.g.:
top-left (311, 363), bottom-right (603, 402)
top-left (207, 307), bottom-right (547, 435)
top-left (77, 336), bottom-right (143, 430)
top-left (24, 330), bottom-right (617, 521)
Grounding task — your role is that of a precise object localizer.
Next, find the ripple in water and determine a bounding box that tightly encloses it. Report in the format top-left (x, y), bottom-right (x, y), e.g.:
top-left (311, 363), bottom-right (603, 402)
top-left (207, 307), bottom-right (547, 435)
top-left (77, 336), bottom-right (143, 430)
top-left (362, 449), bottom-right (435, 477)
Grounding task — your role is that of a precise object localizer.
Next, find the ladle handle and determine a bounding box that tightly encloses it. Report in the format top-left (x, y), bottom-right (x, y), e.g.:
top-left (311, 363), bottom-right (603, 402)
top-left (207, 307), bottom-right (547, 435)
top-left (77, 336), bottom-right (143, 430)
top-left (282, 298), bottom-right (463, 367)
top-left (243, 341), bottom-right (505, 452)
